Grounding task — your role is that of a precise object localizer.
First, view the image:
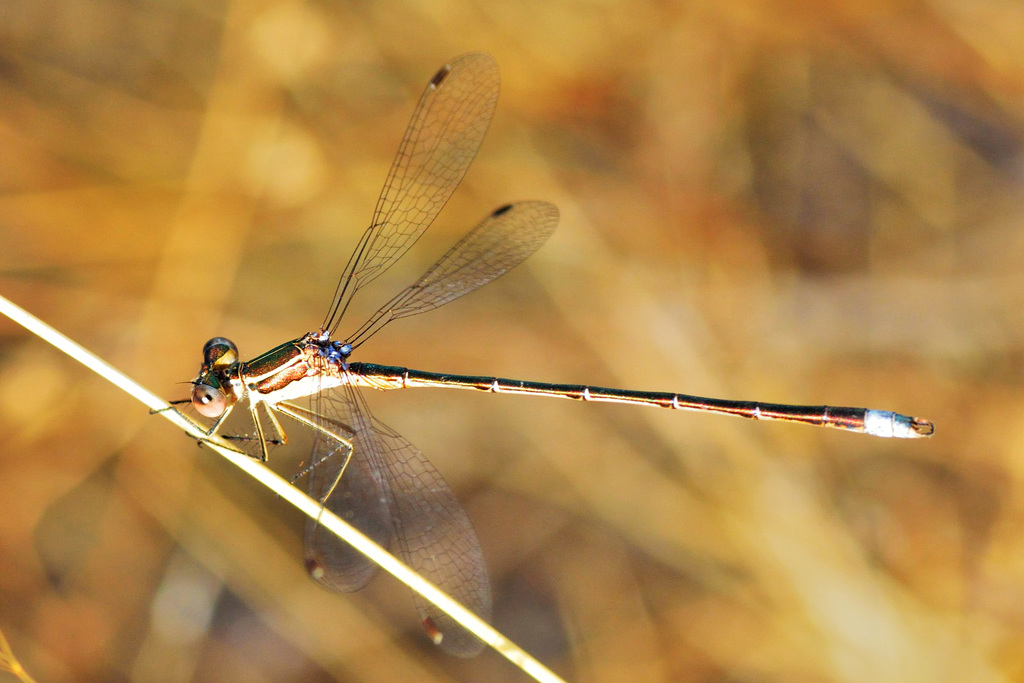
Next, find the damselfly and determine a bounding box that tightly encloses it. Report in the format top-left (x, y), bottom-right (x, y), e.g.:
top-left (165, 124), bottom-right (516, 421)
top-left (184, 53), bottom-right (934, 657)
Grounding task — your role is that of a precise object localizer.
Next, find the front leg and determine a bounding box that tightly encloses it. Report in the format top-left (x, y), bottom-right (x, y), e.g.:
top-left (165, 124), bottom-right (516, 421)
top-left (153, 402), bottom-right (253, 456)
top-left (228, 401), bottom-right (290, 462)
top-left (247, 405), bottom-right (272, 462)
top-left (213, 402), bottom-right (285, 461)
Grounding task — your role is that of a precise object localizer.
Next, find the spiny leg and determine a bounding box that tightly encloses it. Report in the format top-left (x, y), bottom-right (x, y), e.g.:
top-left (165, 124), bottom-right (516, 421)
top-left (272, 402), bottom-right (356, 483)
top-left (200, 401), bottom-right (286, 462)
top-left (271, 401), bottom-right (360, 580)
top-left (151, 402), bottom-right (255, 456)
top-left (244, 403), bottom-right (279, 463)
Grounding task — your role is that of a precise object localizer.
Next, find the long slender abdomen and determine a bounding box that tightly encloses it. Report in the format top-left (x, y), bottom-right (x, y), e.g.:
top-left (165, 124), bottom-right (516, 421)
top-left (345, 362), bottom-right (933, 438)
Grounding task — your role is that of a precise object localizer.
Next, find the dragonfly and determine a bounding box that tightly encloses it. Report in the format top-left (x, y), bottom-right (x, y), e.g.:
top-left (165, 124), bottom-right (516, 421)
top-left (184, 53), bottom-right (934, 657)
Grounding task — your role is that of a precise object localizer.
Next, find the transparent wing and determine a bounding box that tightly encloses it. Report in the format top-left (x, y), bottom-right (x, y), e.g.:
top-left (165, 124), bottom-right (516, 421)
top-left (302, 396), bottom-right (394, 592)
top-left (305, 386), bottom-right (490, 657)
top-left (347, 200), bottom-right (559, 347)
top-left (323, 53), bottom-right (500, 333)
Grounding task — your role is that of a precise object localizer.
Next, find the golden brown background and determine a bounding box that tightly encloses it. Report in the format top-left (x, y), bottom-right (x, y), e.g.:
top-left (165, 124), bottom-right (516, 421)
top-left (1, 0), bottom-right (1022, 680)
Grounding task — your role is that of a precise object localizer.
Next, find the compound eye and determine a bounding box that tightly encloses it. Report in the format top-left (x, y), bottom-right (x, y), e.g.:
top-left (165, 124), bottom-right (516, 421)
top-left (192, 383), bottom-right (227, 418)
top-left (202, 337), bottom-right (238, 367)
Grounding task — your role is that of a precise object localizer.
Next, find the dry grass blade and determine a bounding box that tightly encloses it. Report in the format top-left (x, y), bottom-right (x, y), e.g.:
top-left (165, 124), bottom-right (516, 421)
top-left (0, 628), bottom-right (37, 683)
top-left (0, 293), bottom-right (564, 683)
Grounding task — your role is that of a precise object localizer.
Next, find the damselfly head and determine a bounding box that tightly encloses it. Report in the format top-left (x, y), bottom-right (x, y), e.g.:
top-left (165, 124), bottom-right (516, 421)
top-left (192, 381), bottom-right (229, 418)
top-left (202, 337), bottom-right (238, 368)
top-left (192, 338), bottom-right (241, 418)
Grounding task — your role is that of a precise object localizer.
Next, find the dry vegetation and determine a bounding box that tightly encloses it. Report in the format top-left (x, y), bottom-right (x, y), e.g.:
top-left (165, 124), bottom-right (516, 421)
top-left (2, 0), bottom-right (1023, 680)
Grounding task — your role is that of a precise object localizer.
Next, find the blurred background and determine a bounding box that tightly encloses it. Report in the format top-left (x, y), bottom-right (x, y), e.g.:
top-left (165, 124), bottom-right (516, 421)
top-left (1, 0), bottom-right (1022, 680)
